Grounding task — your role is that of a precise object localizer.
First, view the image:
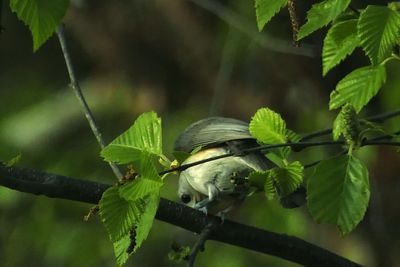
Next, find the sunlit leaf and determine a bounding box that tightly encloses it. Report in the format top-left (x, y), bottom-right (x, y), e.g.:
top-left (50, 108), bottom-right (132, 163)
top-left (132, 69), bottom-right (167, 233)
top-left (101, 111), bottom-right (162, 164)
top-left (307, 155), bottom-right (370, 234)
top-left (274, 161), bottom-right (303, 196)
top-left (358, 5), bottom-right (400, 65)
top-left (248, 170), bottom-right (276, 199)
top-left (113, 234), bottom-right (131, 267)
top-left (9, 0), bottom-right (69, 51)
top-left (99, 187), bottom-right (144, 242)
top-left (255, 0), bottom-right (288, 31)
top-left (119, 154), bottom-right (162, 202)
top-left (323, 19), bottom-right (359, 76)
top-left (134, 193), bottom-right (159, 252)
top-left (329, 65), bottom-right (386, 112)
top-left (298, 0), bottom-right (351, 40)
top-left (249, 107), bottom-right (287, 144)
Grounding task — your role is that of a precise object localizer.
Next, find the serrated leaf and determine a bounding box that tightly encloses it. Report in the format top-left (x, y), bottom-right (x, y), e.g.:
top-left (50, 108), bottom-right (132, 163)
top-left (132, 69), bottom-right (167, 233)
top-left (298, 0), bottom-right (351, 40)
top-left (103, 190), bottom-right (160, 266)
top-left (249, 107), bottom-right (287, 144)
top-left (323, 19), bottom-right (360, 76)
top-left (10, 0), bottom-right (69, 51)
top-left (248, 171), bottom-right (276, 199)
top-left (119, 154), bottom-right (162, 202)
top-left (358, 5), bottom-right (400, 65)
top-left (274, 161), bottom-right (304, 196)
top-left (255, 0), bottom-right (288, 31)
top-left (307, 155), bottom-right (370, 234)
top-left (329, 65), bottom-right (386, 112)
top-left (134, 193), bottom-right (159, 251)
top-left (99, 187), bottom-right (145, 242)
top-left (113, 234), bottom-right (131, 267)
top-left (101, 112), bottom-right (162, 164)
top-left (276, 129), bottom-right (301, 159)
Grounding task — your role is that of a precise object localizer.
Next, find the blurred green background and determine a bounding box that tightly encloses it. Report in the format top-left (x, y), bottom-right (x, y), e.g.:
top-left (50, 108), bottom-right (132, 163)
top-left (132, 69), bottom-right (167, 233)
top-left (1, 0), bottom-right (399, 266)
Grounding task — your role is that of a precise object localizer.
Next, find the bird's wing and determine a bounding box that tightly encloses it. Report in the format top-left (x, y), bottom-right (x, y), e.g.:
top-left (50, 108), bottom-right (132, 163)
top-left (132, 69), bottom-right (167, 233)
top-left (174, 117), bottom-right (254, 153)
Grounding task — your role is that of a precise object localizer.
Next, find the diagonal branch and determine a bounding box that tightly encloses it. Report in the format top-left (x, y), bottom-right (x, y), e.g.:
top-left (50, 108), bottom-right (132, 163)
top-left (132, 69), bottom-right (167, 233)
top-left (56, 25), bottom-right (123, 180)
top-left (0, 163), bottom-right (361, 267)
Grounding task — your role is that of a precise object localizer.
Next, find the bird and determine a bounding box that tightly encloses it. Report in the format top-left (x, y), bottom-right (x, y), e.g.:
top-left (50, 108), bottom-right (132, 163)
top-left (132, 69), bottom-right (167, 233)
top-left (174, 117), bottom-right (306, 215)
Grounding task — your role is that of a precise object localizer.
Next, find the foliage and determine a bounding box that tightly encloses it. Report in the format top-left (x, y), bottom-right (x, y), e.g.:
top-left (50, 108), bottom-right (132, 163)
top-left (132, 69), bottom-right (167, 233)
top-left (322, 19), bottom-right (359, 76)
top-left (101, 112), bottom-right (163, 164)
top-left (255, 1), bottom-right (400, 115)
top-left (99, 112), bottom-right (164, 266)
top-left (9, 0), bottom-right (69, 51)
top-left (4, 0), bottom-right (400, 266)
top-left (307, 154), bottom-right (370, 235)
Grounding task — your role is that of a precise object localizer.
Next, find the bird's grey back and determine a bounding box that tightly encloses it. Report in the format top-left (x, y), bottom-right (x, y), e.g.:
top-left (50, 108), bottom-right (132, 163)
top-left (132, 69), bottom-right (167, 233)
top-left (174, 117), bottom-right (253, 153)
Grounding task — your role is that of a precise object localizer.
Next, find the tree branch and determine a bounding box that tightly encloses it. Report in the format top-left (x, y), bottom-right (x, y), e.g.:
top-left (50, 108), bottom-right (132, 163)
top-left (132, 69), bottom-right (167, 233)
top-left (187, 222), bottom-right (216, 267)
top-left (300, 108), bottom-right (400, 141)
top-left (0, 163), bottom-right (361, 267)
top-left (56, 25), bottom-right (123, 179)
top-left (160, 138), bottom-right (400, 175)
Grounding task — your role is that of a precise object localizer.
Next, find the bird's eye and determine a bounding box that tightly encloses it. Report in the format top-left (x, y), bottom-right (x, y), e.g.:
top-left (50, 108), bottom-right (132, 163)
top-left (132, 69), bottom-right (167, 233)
top-left (181, 194), bottom-right (191, 204)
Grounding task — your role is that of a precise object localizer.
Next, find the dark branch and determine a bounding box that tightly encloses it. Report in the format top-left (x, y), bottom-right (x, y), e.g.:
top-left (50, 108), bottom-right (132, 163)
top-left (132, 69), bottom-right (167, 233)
top-left (56, 25), bottom-right (123, 179)
top-left (300, 108), bottom-right (400, 141)
top-left (0, 163), bottom-right (361, 267)
top-left (160, 138), bottom-right (400, 175)
top-left (187, 222), bottom-right (216, 267)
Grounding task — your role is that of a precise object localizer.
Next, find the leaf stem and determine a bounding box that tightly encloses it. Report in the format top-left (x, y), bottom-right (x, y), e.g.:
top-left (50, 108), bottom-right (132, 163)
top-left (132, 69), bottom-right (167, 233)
top-left (56, 24), bottom-right (123, 180)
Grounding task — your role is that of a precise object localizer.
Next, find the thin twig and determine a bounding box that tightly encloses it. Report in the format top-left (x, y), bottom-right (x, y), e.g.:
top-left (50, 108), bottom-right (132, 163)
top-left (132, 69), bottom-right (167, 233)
top-left (0, 163), bottom-right (362, 267)
top-left (287, 0), bottom-right (300, 47)
top-left (160, 138), bottom-right (400, 175)
top-left (300, 108), bottom-right (400, 141)
top-left (188, 0), bottom-right (317, 57)
top-left (56, 24), bottom-right (123, 179)
top-left (187, 222), bottom-right (216, 267)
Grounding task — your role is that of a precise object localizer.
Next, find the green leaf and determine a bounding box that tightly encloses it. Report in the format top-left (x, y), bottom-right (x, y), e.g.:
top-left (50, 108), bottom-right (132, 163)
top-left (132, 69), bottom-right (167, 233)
top-left (329, 65), bottom-right (386, 112)
top-left (297, 0), bottom-right (351, 40)
top-left (9, 0), bottom-right (69, 51)
top-left (249, 107), bottom-right (287, 144)
top-left (307, 155), bottom-right (370, 234)
top-left (277, 129), bottom-right (301, 159)
top-left (255, 0), bottom-right (288, 31)
top-left (119, 154), bottom-right (162, 202)
top-left (99, 187), bottom-right (145, 242)
top-left (134, 193), bottom-right (159, 252)
top-left (101, 111), bottom-right (163, 164)
top-left (358, 5), bottom-right (400, 65)
top-left (248, 171), bottom-right (276, 199)
top-left (101, 188), bottom-right (160, 266)
top-left (274, 161), bottom-right (304, 196)
top-left (323, 19), bottom-right (360, 76)
top-left (113, 234), bottom-right (131, 267)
